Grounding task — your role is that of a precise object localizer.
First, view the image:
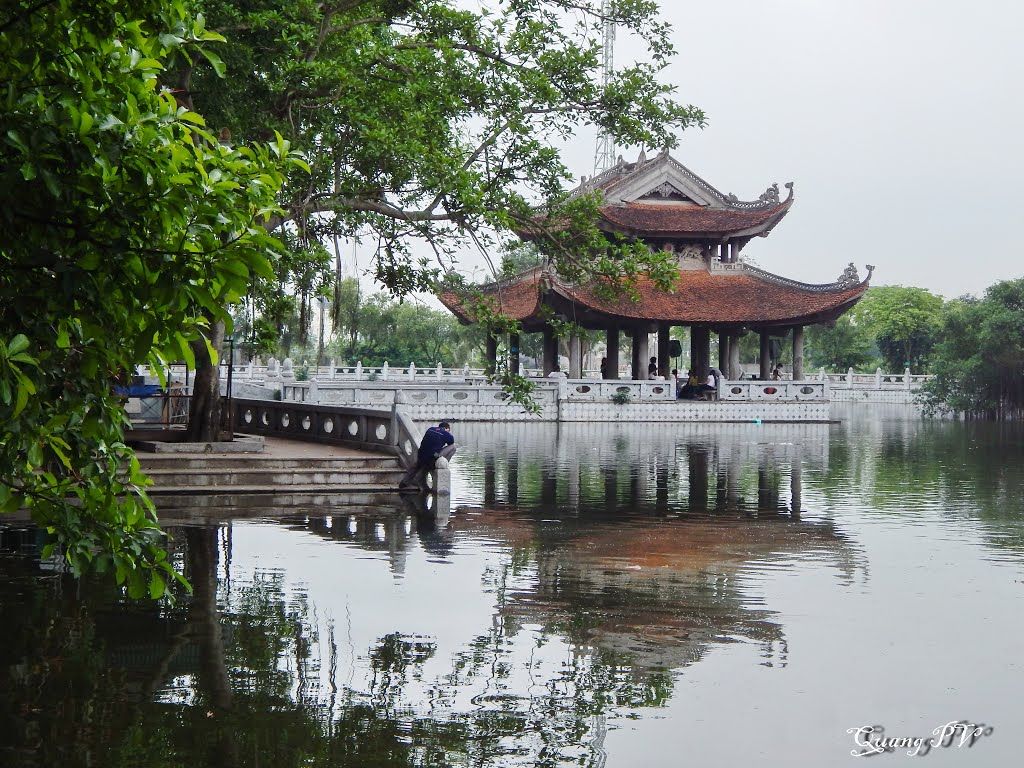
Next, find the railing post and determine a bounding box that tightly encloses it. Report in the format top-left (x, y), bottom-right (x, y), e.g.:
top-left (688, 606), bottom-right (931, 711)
top-left (308, 380), bottom-right (319, 404)
top-left (847, 367), bottom-right (854, 384)
top-left (355, 361), bottom-right (363, 380)
top-left (435, 362), bottom-right (443, 381)
top-left (382, 361), bottom-right (389, 381)
top-left (408, 362), bottom-right (416, 380)
top-left (391, 389), bottom-right (404, 451)
top-left (904, 367), bottom-right (912, 390)
top-left (875, 367), bottom-right (882, 388)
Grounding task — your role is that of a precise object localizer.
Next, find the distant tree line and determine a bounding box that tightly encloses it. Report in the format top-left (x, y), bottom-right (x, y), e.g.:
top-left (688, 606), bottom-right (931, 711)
top-left (803, 281), bottom-right (1024, 420)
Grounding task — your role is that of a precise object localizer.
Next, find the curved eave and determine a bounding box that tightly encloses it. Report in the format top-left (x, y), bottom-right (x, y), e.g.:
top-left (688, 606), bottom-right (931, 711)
top-left (549, 271), bottom-right (868, 327)
top-left (438, 277), bottom-right (544, 326)
top-left (597, 198), bottom-right (793, 240)
top-left (439, 268), bottom-right (869, 330)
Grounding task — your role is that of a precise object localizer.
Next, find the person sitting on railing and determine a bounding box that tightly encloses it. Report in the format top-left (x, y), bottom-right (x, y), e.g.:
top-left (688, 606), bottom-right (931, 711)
top-left (771, 366), bottom-right (782, 381)
top-left (400, 421), bottom-right (456, 491)
top-left (648, 356), bottom-right (658, 379)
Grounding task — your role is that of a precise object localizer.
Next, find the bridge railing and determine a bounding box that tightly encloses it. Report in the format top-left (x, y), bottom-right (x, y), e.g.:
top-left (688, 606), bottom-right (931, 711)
top-left (816, 368), bottom-right (931, 390)
top-left (718, 380), bottom-right (829, 401)
top-left (228, 397), bottom-right (448, 495)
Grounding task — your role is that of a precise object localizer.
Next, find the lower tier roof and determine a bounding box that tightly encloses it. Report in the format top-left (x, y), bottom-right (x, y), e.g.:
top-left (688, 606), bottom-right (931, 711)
top-left (439, 263), bottom-right (871, 332)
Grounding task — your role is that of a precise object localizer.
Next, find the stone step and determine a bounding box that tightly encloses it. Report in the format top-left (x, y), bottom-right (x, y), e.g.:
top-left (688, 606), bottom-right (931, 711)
top-left (137, 454), bottom-right (396, 471)
top-left (143, 466), bottom-right (405, 490)
top-left (152, 492), bottom-right (420, 523)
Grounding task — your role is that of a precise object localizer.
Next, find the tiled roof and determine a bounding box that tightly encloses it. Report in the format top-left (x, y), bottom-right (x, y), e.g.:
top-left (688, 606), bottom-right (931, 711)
top-left (562, 270), bottom-right (866, 325)
top-left (600, 201), bottom-right (791, 236)
top-left (438, 277), bottom-right (543, 323)
top-left (441, 267), bottom-right (868, 327)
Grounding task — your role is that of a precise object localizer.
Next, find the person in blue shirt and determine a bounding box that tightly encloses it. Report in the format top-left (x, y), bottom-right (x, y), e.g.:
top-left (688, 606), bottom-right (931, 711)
top-left (399, 421), bottom-right (456, 490)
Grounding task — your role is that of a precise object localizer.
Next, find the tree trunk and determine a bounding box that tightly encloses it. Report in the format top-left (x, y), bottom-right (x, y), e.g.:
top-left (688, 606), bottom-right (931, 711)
top-left (187, 320), bottom-right (226, 441)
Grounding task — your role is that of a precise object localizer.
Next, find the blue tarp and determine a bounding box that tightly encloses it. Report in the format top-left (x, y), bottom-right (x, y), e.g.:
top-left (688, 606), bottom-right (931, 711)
top-left (115, 384), bottom-right (162, 397)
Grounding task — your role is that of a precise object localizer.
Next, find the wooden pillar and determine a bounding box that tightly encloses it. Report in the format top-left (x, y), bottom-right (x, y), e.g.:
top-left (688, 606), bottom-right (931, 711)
top-left (792, 325), bottom-right (805, 381)
top-left (485, 331), bottom-right (498, 376)
top-left (759, 329), bottom-right (771, 380)
top-left (568, 335), bottom-right (582, 379)
top-left (730, 241), bottom-right (740, 263)
top-left (605, 327), bottom-right (619, 380)
top-left (689, 326), bottom-right (699, 376)
top-left (632, 328), bottom-right (648, 380)
top-left (657, 325), bottom-right (671, 378)
top-left (690, 326), bottom-right (710, 377)
top-left (509, 332), bottom-right (520, 377)
top-left (542, 327), bottom-right (558, 375)
top-left (718, 332), bottom-right (729, 375)
top-left (719, 242), bottom-right (728, 263)
top-left (729, 332), bottom-right (741, 380)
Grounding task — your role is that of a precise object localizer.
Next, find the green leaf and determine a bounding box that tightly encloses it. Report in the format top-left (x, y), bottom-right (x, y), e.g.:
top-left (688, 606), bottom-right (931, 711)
top-left (0, 485), bottom-right (23, 513)
top-left (198, 47), bottom-right (226, 78)
top-left (13, 382), bottom-right (29, 417)
top-left (203, 334), bottom-right (218, 366)
top-left (176, 333), bottom-right (195, 368)
top-left (149, 572), bottom-right (166, 599)
top-left (7, 334), bottom-right (29, 356)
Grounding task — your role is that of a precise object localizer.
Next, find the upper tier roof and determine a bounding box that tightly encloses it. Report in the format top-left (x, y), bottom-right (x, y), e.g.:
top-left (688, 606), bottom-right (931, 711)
top-left (439, 262), bottom-right (872, 332)
top-left (569, 149), bottom-right (794, 239)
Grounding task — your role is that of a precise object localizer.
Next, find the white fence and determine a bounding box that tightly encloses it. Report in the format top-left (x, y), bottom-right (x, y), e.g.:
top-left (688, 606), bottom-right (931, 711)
top-left (817, 367), bottom-right (930, 391)
top-left (153, 359), bottom-right (923, 414)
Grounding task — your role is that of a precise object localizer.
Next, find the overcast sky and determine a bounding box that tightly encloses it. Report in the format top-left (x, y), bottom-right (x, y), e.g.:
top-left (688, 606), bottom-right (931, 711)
top-left (365, 0), bottom-right (1022, 304)
top-left (596, 0), bottom-right (1024, 298)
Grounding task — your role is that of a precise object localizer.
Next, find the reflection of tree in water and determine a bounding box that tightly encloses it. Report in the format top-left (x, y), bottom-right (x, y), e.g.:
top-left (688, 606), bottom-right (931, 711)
top-left (820, 412), bottom-right (1024, 553)
top-left (1, 439), bottom-right (858, 768)
top-left (1, 523), bottom-right (654, 767)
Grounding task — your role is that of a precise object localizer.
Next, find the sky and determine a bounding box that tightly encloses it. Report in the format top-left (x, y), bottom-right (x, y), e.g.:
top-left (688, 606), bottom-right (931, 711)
top-left (356, 0), bottom-right (1023, 304)
top-left (598, 0), bottom-right (1024, 298)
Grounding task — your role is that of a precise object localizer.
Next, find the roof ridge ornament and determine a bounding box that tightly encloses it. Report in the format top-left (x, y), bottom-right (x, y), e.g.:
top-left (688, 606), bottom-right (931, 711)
top-left (836, 263), bottom-right (860, 288)
top-left (726, 182), bottom-right (779, 209)
top-left (730, 262), bottom-right (873, 293)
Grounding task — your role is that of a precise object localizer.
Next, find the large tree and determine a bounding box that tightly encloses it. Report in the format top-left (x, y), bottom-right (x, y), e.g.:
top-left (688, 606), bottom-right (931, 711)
top-left (853, 286), bottom-right (944, 373)
top-left (0, 0), bottom-right (299, 594)
top-left (805, 314), bottom-right (875, 372)
top-left (177, 0), bottom-right (703, 415)
top-left (920, 278), bottom-right (1024, 420)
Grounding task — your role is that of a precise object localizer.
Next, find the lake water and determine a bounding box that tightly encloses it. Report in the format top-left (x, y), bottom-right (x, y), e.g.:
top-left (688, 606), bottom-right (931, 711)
top-left (1, 405), bottom-right (1023, 767)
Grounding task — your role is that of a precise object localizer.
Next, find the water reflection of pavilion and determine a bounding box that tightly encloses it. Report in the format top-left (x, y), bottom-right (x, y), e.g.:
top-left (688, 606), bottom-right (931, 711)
top-left (456, 421), bottom-right (830, 515)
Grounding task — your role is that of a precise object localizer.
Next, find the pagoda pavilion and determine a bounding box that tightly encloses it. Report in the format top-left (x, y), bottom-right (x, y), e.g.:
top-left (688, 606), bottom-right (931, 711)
top-left (440, 150), bottom-right (872, 382)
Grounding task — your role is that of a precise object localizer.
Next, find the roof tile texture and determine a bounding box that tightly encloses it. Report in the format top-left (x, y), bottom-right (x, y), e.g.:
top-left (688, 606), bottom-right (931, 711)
top-left (600, 202), bottom-right (790, 235)
top-left (442, 270), bottom-right (867, 326)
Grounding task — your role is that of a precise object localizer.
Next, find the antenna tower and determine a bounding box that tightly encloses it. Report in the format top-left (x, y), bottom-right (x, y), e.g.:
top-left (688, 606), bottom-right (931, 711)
top-left (593, 0), bottom-right (616, 177)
